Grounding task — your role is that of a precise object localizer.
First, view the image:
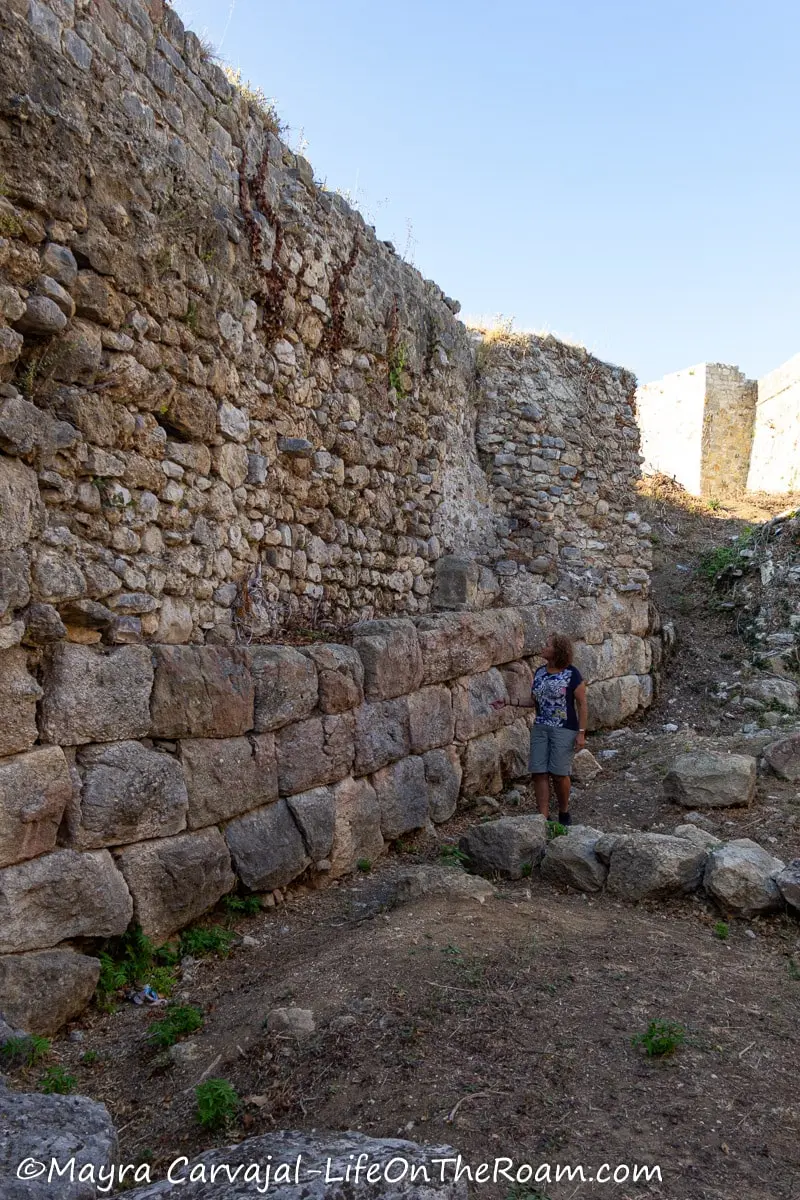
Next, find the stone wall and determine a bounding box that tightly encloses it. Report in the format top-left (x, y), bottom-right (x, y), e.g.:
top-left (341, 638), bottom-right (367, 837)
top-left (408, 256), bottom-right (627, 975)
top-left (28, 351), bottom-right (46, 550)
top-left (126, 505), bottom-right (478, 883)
top-left (700, 365), bottom-right (758, 495)
top-left (747, 353), bottom-right (800, 493)
top-left (0, 598), bottom-right (658, 1034)
top-left (0, 0), bottom-right (652, 651)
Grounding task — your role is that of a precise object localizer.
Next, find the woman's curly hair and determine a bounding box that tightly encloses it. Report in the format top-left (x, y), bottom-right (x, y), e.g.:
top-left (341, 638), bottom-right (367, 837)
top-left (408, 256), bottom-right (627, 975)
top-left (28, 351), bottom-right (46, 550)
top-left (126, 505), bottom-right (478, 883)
top-left (549, 633), bottom-right (573, 669)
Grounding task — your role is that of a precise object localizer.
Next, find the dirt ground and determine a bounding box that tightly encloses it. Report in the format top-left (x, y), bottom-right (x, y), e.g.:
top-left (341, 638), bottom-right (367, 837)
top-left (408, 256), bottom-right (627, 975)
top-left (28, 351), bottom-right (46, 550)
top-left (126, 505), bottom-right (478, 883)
top-left (8, 485), bottom-right (800, 1200)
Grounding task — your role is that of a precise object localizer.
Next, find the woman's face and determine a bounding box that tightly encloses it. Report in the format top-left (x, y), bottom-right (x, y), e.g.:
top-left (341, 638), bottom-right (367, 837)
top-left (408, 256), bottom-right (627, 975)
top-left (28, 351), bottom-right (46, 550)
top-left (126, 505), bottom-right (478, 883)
top-left (541, 636), bottom-right (556, 664)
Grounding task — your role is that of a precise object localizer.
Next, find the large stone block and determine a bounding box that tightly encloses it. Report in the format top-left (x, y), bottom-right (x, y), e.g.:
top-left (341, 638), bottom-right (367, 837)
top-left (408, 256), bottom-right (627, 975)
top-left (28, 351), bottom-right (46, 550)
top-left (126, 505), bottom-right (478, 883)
top-left (607, 832), bottom-right (707, 901)
top-left (178, 735), bottom-right (277, 828)
top-left (39, 644), bottom-right (154, 745)
top-left (460, 815), bottom-right (548, 879)
top-left (371, 755), bottom-right (428, 839)
top-left (495, 719), bottom-right (532, 782)
top-left (275, 713), bottom-right (354, 794)
top-left (406, 685), bottom-right (454, 752)
top-left (430, 555), bottom-right (480, 610)
top-left (244, 645), bottom-right (318, 731)
top-left (225, 799), bottom-right (310, 891)
top-left (423, 746), bottom-right (461, 823)
top-left (0, 547), bottom-right (31, 619)
top-left (703, 839), bottom-right (785, 915)
top-left (0, 948), bottom-right (100, 1035)
top-left (352, 618), bottom-right (423, 699)
top-left (0, 746), bottom-right (73, 868)
top-left (416, 609), bottom-right (524, 683)
top-left (451, 668), bottom-right (508, 740)
top-left (0, 1079), bottom-right (118, 1200)
top-left (150, 646), bottom-right (254, 738)
top-left (663, 752), bottom-right (757, 809)
top-left (285, 787), bottom-right (336, 862)
top-left (115, 828), bottom-right (234, 941)
top-left (0, 648), bottom-right (42, 756)
top-left (301, 643), bottom-right (364, 712)
top-left (461, 731), bottom-right (504, 796)
top-left (329, 776), bottom-right (385, 878)
top-left (596, 592), bottom-right (650, 636)
top-left (498, 659), bottom-right (534, 707)
top-left (585, 674), bottom-right (642, 730)
top-left (541, 825), bottom-right (607, 892)
top-left (353, 698), bottom-right (410, 775)
top-left (762, 732), bottom-right (800, 783)
top-left (572, 634), bottom-right (651, 683)
top-left (0, 849), bottom-right (133, 953)
top-left (518, 598), bottom-right (603, 654)
top-left (0, 458), bottom-right (44, 551)
top-left (72, 741), bottom-right (188, 848)
top-left (775, 859), bottom-right (800, 913)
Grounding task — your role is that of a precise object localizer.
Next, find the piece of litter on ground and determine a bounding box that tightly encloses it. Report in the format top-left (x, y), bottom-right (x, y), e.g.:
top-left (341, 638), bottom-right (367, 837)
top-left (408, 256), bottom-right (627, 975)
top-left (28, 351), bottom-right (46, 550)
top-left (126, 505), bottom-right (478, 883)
top-left (662, 723), bottom-right (679, 732)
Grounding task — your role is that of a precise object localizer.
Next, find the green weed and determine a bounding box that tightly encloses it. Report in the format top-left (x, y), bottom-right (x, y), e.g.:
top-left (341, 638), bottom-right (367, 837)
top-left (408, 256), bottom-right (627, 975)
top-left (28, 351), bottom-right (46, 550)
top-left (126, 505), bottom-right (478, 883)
top-left (388, 341), bottom-right (409, 394)
top-left (81, 1050), bottom-right (100, 1066)
top-left (632, 1019), bottom-right (686, 1058)
top-left (787, 958), bottom-right (800, 981)
top-left (223, 894), bottom-right (262, 916)
top-left (0, 1035), bottom-right (51, 1069)
top-left (546, 820), bottom-right (567, 839)
top-left (713, 921), bottom-right (729, 941)
top-left (148, 1005), bottom-right (204, 1049)
top-left (356, 858), bottom-right (372, 873)
top-left (195, 1078), bottom-right (239, 1130)
top-left (180, 925), bottom-right (235, 959)
top-left (439, 843), bottom-right (470, 867)
top-left (96, 926), bottom-right (180, 1008)
top-left (40, 1066), bottom-right (76, 1095)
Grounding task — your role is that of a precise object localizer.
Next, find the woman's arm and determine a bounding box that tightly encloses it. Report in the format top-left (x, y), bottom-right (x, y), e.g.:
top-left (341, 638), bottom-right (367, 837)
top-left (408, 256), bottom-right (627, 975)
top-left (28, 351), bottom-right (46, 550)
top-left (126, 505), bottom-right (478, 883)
top-left (574, 681), bottom-right (588, 749)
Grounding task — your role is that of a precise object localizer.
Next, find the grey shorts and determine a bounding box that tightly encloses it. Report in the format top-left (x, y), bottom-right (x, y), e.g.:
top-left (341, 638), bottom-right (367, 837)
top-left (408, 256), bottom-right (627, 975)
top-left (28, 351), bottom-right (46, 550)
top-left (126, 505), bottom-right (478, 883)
top-left (529, 724), bottom-right (578, 776)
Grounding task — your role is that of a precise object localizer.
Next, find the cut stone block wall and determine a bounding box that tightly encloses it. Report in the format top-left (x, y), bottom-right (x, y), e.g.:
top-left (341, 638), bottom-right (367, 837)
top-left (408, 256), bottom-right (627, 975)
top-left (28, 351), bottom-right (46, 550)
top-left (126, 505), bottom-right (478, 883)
top-left (747, 353), bottom-right (800, 493)
top-left (0, 600), bottom-right (656, 1031)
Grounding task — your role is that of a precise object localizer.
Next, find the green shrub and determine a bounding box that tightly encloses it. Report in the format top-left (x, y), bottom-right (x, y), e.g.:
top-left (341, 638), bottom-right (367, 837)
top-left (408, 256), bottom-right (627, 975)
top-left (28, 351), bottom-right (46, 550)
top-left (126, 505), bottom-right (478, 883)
top-left (713, 921), bottom-right (729, 941)
top-left (195, 1078), bottom-right (239, 1130)
top-left (439, 844), bottom-right (470, 867)
top-left (546, 820), bottom-right (567, 839)
top-left (632, 1019), bottom-right (686, 1058)
top-left (40, 1066), bottom-right (76, 1094)
top-left (223, 895), bottom-right (262, 916)
top-left (148, 1005), bottom-right (204, 1049)
top-left (1, 1035), bottom-right (51, 1069)
top-left (96, 926), bottom-right (180, 1007)
top-left (180, 925), bottom-right (235, 958)
top-left (356, 858), bottom-right (372, 873)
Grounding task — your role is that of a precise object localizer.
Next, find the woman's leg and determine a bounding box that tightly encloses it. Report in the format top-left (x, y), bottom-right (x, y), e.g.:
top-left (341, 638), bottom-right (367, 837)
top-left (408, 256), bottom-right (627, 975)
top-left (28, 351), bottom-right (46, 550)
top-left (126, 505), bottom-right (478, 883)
top-left (548, 728), bottom-right (577, 824)
top-left (528, 726), bottom-right (552, 818)
top-left (532, 773), bottom-right (551, 817)
top-left (551, 773), bottom-right (571, 823)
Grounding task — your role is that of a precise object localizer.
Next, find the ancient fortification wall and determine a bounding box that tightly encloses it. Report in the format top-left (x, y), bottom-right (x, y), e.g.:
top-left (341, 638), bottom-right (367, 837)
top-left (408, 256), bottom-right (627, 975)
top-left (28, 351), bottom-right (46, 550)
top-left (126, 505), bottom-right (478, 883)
top-left (747, 353), bottom-right (800, 493)
top-left (0, 0), bottom-right (658, 1032)
top-left (637, 355), bottom-right (797, 497)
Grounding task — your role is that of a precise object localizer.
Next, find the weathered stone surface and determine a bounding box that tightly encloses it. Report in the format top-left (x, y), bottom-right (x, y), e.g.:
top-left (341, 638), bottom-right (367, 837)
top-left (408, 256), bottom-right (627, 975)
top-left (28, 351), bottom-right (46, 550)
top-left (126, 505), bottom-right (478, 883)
top-left (115, 828), bottom-right (234, 940)
top-left (353, 697), bottom-right (410, 775)
top-left (460, 814), bottom-right (548, 879)
top-left (329, 776), bottom-right (384, 877)
top-left (178, 735), bottom-right (277, 828)
top-left (0, 949), bottom-right (100, 1035)
top-left (156, 595), bottom-right (193, 643)
top-left (72, 741), bottom-right (188, 848)
top-left (0, 746), bottom-right (73, 868)
top-left (352, 618), bottom-right (423, 699)
top-left (150, 646), bottom-right (254, 738)
top-left (265, 1006), bottom-right (315, 1037)
top-left (673, 824), bottom-right (722, 850)
top-left (571, 748), bottom-right (602, 783)
top-left (572, 634), bottom-right (651, 682)
top-left (585, 674), bottom-right (642, 729)
top-left (423, 746), bottom-right (462, 823)
top-left (122, 1131), bottom-right (468, 1199)
top-left (541, 825), bottom-right (607, 892)
top-left (0, 395), bottom-right (78, 460)
top-left (0, 647), bottom-right (42, 756)
top-left (775, 859), bottom-right (800, 912)
top-left (245, 645), bottom-right (318, 731)
top-left (762, 732), bottom-right (800, 782)
top-left (744, 676), bottom-right (798, 711)
top-left (371, 755), bottom-right (428, 839)
top-left (703, 839), bottom-right (785, 915)
top-left (498, 659), bottom-right (533, 707)
top-left (0, 458), bottom-right (44, 551)
top-left (460, 730), bottom-right (504, 796)
top-left (0, 849), bottom-right (133, 953)
top-left (0, 1079), bottom-right (117, 1200)
top-left (285, 787), bottom-right (335, 861)
top-left (406, 685), bottom-right (454, 752)
top-left (301, 643), bottom-right (363, 713)
top-left (32, 548), bottom-right (86, 604)
top-left (451, 668), bottom-right (508, 740)
top-left (392, 864), bottom-right (496, 905)
top-left (22, 602), bottom-right (65, 646)
top-left (39, 643), bottom-right (154, 745)
top-left (606, 832), bottom-right (707, 901)
top-left (519, 598), bottom-right (604, 654)
top-left (663, 751), bottom-right (757, 809)
top-left (15, 294), bottom-right (68, 335)
top-left (275, 714), bottom-right (354, 794)
top-left (225, 800), bottom-right (310, 891)
top-left (495, 719), bottom-right (530, 782)
top-left (0, 547), bottom-right (30, 618)
top-left (431, 555), bottom-right (480, 610)
top-left (416, 609), bottom-right (524, 683)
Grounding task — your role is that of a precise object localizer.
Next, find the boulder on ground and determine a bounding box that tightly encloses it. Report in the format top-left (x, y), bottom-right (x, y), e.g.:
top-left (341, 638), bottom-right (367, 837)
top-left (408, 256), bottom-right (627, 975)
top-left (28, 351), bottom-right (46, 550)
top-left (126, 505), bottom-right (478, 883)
top-left (391, 865), bottom-right (496, 905)
top-left (673, 824), bottom-right (723, 850)
top-left (459, 814), bottom-right (548, 879)
top-left (0, 949), bottom-right (100, 1035)
top-left (606, 832), bottom-right (707, 901)
top-left (571, 748), bottom-right (602, 783)
top-left (775, 859), bottom-right (800, 913)
top-left (264, 1006), bottom-right (315, 1037)
top-left (0, 1080), bottom-right (117, 1200)
top-left (762, 732), bottom-right (800, 783)
top-left (744, 676), bottom-right (799, 712)
top-left (663, 751), bottom-right (757, 808)
top-left (122, 1130), bottom-right (468, 1198)
top-left (704, 839), bottom-right (786, 915)
top-left (541, 825), bottom-right (607, 892)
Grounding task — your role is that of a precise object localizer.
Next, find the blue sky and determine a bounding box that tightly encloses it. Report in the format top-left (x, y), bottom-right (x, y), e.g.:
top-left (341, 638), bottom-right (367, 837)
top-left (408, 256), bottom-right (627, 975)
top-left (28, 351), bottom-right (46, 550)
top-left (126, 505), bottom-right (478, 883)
top-left (174, 0), bottom-right (799, 383)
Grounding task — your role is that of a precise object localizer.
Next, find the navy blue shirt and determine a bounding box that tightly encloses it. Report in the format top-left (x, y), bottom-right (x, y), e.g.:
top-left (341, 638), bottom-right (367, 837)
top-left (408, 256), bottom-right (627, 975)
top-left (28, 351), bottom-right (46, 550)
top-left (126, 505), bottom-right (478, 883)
top-left (532, 665), bottom-right (583, 730)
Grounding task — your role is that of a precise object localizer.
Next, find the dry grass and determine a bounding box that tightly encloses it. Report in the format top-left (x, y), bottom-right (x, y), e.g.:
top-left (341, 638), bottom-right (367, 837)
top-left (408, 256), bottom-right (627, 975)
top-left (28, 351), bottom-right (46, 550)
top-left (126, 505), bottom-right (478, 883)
top-left (222, 65), bottom-right (284, 135)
